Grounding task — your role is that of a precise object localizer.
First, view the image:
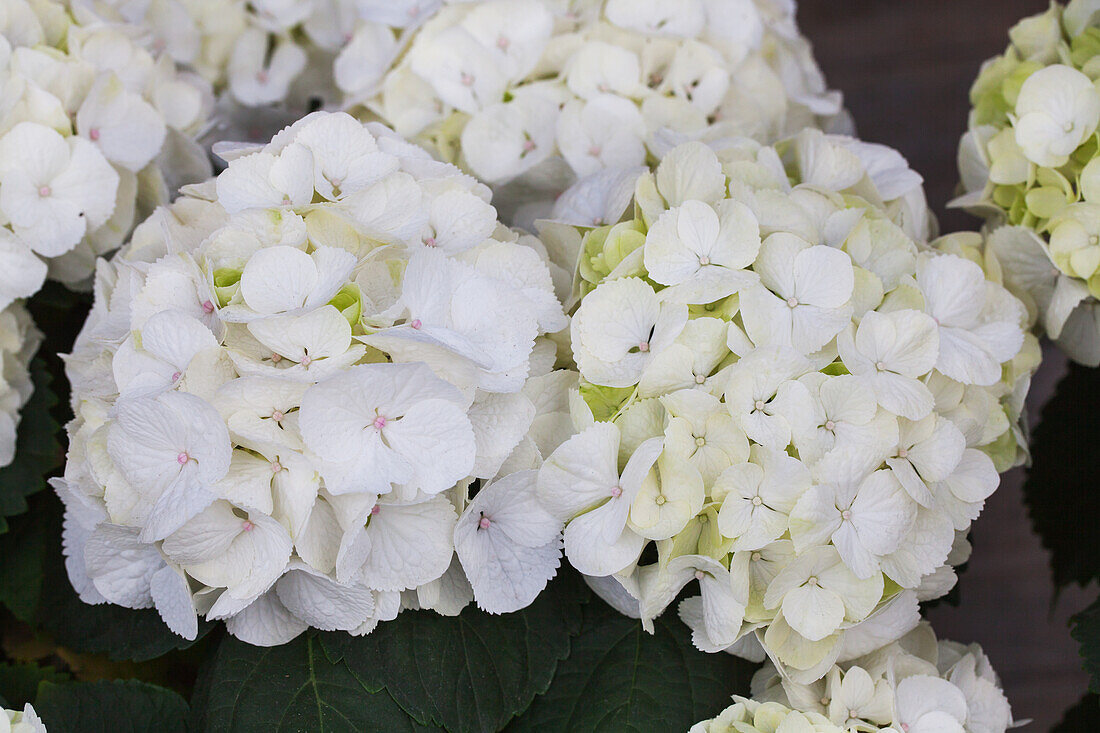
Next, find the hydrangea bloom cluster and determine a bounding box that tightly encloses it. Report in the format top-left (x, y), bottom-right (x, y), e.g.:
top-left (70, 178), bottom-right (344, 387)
top-left (1, 705), bottom-right (45, 733)
top-left (366, 0), bottom-right (847, 225)
top-left (956, 0), bottom-right (1100, 364)
top-left (58, 111), bottom-right (574, 646)
top-left (0, 0), bottom-right (213, 291)
top-left (747, 623), bottom-right (1016, 733)
top-left (536, 134), bottom-right (1036, 683)
top-left (0, 303), bottom-right (40, 468)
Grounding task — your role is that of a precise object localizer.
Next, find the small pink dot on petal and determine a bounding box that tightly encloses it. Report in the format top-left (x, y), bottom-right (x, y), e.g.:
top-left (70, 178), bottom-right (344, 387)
top-left (638, 341), bottom-right (649, 352)
top-left (371, 504), bottom-right (381, 515)
top-left (171, 371), bottom-right (181, 382)
top-left (610, 486), bottom-right (622, 498)
top-left (176, 452), bottom-right (189, 465)
top-left (522, 139), bottom-right (536, 152)
top-left (373, 416), bottom-right (387, 430)
top-left (256, 70), bottom-right (269, 84)
top-left (38, 186), bottom-right (51, 197)
top-left (479, 516), bottom-right (492, 529)
top-left (271, 353), bottom-right (282, 363)
top-left (898, 448), bottom-right (908, 459)
top-left (242, 520), bottom-right (254, 532)
top-left (496, 36), bottom-right (509, 50)
top-left (694, 570), bottom-right (705, 580)
top-left (587, 145), bottom-right (602, 157)
top-left (272, 410), bottom-right (284, 422)
top-left (202, 300), bottom-right (215, 313)
top-left (271, 460), bottom-right (282, 473)
top-left (300, 355), bottom-right (312, 366)
top-left (423, 236), bottom-right (436, 247)
top-left (460, 72), bottom-right (475, 87)
top-left (410, 319), bottom-right (422, 329)
top-left (824, 420), bottom-right (836, 431)
top-left (841, 510), bottom-right (851, 520)
top-left (89, 128), bottom-right (100, 141)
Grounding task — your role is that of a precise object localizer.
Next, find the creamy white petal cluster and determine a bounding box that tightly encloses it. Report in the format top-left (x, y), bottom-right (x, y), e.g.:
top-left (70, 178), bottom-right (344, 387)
top-left (76, 0), bottom-right (443, 122)
top-left (0, 0), bottom-right (213, 290)
top-left (58, 111), bottom-right (573, 646)
top-left (0, 303), bottom-right (40, 469)
top-left (746, 623), bottom-right (1016, 733)
top-left (956, 0), bottom-right (1100, 364)
top-left (2, 704), bottom-right (46, 733)
top-left (536, 134), bottom-right (1037, 683)
top-left (365, 0), bottom-right (847, 226)
top-left (690, 697), bottom-right (845, 733)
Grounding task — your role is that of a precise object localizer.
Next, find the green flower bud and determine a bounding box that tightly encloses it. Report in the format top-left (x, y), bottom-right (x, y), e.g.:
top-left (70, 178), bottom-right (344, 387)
top-left (329, 283), bottom-right (363, 326)
top-left (212, 267), bottom-right (241, 307)
top-left (578, 220), bottom-right (647, 287)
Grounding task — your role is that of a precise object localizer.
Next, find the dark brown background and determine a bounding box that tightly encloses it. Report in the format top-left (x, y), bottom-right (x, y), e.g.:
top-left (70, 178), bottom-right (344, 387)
top-left (796, 2), bottom-right (1092, 730)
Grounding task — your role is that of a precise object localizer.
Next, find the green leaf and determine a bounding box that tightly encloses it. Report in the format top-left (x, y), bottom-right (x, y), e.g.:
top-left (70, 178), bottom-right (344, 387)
top-left (1052, 693), bottom-right (1100, 731)
top-left (1071, 595), bottom-right (1100, 693)
top-left (0, 492), bottom-right (213, 662)
top-left (0, 663), bottom-right (68, 709)
top-left (0, 495), bottom-right (50, 623)
top-left (321, 571), bottom-right (587, 732)
top-left (194, 572), bottom-right (587, 732)
top-left (0, 359), bottom-right (60, 533)
top-left (507, 599), bottom-right (757, 732)
top-left (190, 632), bottom-right (436, 733)
top-left (1022, 362), bottom-right (1100, 589)
top-left (34, 679), bottom-right (188, 733)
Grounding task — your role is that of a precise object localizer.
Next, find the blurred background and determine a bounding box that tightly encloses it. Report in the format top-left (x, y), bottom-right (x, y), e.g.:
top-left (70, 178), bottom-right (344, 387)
top-left (797, 2), bottom-right (1093, 729)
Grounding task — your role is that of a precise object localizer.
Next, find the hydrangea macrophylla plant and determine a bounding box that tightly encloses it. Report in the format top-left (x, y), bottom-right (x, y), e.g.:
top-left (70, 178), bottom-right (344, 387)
top-left (58, 111), bottom-right (574, 646)
top-left (361, 0), bottom-right (849, 227)
top-left (956, 0), bottom-right (1100, 365)
top-left (0, 0), bottom-right (213, 291)
top-left (0, 303), bottom-right (40, 469)
top-left (2, 704), bottom-right (45, 733)
top-left (748, 623), bottom-right (1016, 733)
top-left (536, 134), bottom-right (1037, 684)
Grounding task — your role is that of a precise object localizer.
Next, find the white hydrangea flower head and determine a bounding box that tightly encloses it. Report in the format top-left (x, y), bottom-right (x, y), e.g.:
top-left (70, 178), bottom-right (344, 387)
top-left (0, 0), bottom-right (214, 290)
top-left (956, 0), bottom-right (1100, 364)
top-left (363, 0), bottom-right (849, 227)
top-left (749, 622), bottom-right (1016, 733)
top-left (536, 136), bottom-right (1035, 682)
top-left (2, 704), bottom-right (46, 733)
top-left (59, 111), bottom-right (574, 646)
